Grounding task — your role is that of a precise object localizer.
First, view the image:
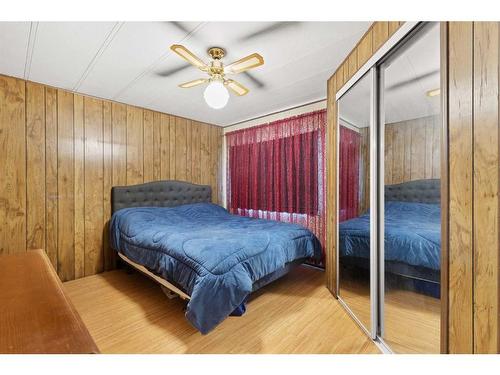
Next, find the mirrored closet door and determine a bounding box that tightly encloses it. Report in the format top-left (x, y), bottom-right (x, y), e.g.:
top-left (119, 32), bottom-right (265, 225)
top-left (379, 22), bottom-right (441, 354)
top-left (336, 22), bottom-right (442, 353)
top-left (337, 69), bottom-right (376, 338)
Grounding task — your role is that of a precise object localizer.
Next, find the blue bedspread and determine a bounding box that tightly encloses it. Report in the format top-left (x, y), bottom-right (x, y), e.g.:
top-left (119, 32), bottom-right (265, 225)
top-left (110, 203), bottom-right (321, 334)
top-left (339, 201), bottom-right (440, 270)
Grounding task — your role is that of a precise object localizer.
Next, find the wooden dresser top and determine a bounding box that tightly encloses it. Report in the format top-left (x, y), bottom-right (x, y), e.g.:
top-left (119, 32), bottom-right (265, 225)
top-left (0, 250), bottom-right (99, 354)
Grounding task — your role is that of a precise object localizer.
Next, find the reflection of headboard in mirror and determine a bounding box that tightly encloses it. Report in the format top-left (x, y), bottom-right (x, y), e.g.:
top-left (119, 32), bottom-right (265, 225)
top-left (385, 179), bottom-right (440, 204)
top-left (111, 180), bottom-right (212, 213)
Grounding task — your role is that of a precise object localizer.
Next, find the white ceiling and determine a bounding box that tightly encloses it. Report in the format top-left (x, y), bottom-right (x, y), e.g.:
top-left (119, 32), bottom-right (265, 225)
top-left (339, 22), bottom-right (441, 128)
top-left (0, 21), bottom-right (370, 126)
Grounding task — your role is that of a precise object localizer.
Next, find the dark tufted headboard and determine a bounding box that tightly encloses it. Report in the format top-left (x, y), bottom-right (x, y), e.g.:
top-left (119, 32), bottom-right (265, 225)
top-left (111, 180), bottom-right (212, 213)
top-left (385, 179), bottom-right (440, 204)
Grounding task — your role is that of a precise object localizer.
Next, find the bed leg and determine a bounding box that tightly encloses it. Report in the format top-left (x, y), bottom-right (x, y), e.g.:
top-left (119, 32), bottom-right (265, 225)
top-left (161, 285), bottom-right (179, 299)
top-left (122, 262), bottom-right (135, 275)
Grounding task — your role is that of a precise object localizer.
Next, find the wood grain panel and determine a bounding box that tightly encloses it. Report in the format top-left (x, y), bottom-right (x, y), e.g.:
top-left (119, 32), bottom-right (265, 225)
top-left (160, 114), bottom-right (170, 180)
top-left (109, 102), bottom-right (126, 273)
top-left (357, 29), bottom-right (373, 68)
top-left (126, 106), bottom-right (144, 185)
top-left (112, 103), bottom-right (127, 187)
top-left (26, 82), bottom-right (46, 251)
top-left (348, 50), bottom-right (358, 78)
top-left (45, 87), bottom-right (58, 268)
top-left (373, 22), bottom-right (389, 52)
top-left (0, 75), bottom-right (26, 255)
top-left (472, 21), bottom-right (499, 354)
top-left (208, 125), bottom-right (217, 203)
top-left (191, 121), bottom-right (201, 183)
top-left (57, 89), bottom-right (75, 281)
top-left (210, 125), bottom-right (222, 203)
top-left (175, 117), bottom-right (187, 181)
top-left (0, 74), bottom-right (222, 281)
top-left (391, 124), bottom-right (405, 183)
top-left (433, 117), bottom-right (441, 178)
top-left (153, 112), bottom-right (161, 180)
top-left (336, 65), bottom-right (344, 91)
top-left (388, 22), bottom-right (401, 36)
top-left (169, 115), bottom-right (176, 179)
top-left (84, 97), bottom-right (104, 276)
top-left (341, 61), bottom-right (349, 85)
top-left (424, 117), bottom-right (435, 179)
top-left (103, 101), bottom-right (113, 271)
top-left (384, 116), bottom-right (440, 185)
top-left (216, 126), bottom-right (223, 203)
top-left (325, 75), bottom-right (337, 295)
top-left (186, 120), bottom-right (193, 182)
top-left (74, 94), bottom-right (85, 279)
top-left (143, 110), bottom-right (154, 182)
top-left (403, 124), bottom-right (412, 182)
top-left (200, 124), bottom-right (210, 187)
top-left (448, 21), bottom-right (474, 354)
top-left (410, 119), bottom-right (426, 180)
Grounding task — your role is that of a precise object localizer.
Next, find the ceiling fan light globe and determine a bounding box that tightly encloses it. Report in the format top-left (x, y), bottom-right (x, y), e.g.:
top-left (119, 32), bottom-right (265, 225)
top-left (204, 81), bottom-right (229, 109)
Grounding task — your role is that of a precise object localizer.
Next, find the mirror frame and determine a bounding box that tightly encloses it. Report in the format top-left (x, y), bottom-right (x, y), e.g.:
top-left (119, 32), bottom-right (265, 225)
top-left (335, 67), bottom-right (378, 339)
top-left (334, 22), bottom-right (446, 353)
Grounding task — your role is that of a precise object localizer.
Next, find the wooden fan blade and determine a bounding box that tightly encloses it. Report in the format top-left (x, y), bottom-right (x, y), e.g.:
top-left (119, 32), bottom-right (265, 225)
top-left (225, 53), bottom-right (264, 74)
top-left (178, 78), bottom-right (208, 88)
top-left (170, 44), bottom-right (208, 71)
top-left (225, 79), bottom-right (249, 96)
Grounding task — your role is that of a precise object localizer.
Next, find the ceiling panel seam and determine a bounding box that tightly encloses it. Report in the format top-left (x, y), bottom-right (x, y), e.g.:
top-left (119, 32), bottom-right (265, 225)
top-left (111, 22), bottom-right (207, 101)
top-left (72, 22), bottom-right (124, 92)
top-left (23, 22), bottom-right (39, 80)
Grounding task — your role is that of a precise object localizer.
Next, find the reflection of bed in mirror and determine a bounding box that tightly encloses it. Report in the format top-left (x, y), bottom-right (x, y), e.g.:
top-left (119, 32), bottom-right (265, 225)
top-left (339, 179), bottom-right (441, 297)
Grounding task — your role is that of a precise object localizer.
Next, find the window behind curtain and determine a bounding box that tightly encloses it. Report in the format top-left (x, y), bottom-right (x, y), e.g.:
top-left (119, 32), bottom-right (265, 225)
top-left (226, 110), bottom-right (326, 264)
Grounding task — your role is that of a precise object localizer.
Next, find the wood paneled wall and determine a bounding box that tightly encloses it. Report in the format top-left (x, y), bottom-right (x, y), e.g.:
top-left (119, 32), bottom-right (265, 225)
top-left (325, 21), bottom-right (404, 295)
top-left (350, 115), bottom-right (440, 226)
top-left (447, 22), bottom-right (499, 354)
top-left (385, 115), bottom-right (440, 185)
top-left (0, 74), bottom-right (223, 281)
top-left (327, 21), bottom-right (500, 354)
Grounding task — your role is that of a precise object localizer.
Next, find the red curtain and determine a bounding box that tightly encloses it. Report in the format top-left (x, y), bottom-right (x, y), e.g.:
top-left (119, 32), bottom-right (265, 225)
top-left (339, 126), bottom-right (360, 222)
top-left (226, 110), bottom-right (326, 264)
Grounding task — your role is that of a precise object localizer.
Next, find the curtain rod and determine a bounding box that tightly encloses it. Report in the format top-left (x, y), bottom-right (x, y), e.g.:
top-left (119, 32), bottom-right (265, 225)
top-left (224, 97), bottom-right (327, 128)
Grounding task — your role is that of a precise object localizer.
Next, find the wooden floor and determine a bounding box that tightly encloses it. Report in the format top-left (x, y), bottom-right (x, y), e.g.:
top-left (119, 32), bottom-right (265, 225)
top-left (64, 267), bottom-right (379, 354)
top-left (340, 279), bottom-right (440, 354)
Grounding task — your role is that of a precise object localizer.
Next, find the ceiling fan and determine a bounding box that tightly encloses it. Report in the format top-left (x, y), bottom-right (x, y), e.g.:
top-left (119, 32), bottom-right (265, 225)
top-left (170, 44), bottom-right (264, 109)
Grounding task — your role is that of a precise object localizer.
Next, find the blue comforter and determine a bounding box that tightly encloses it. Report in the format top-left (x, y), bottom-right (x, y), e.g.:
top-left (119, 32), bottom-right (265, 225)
top-left (339, 201), bottom-right (440, 270)
top-left (110, 203), bottom-right (321, 334)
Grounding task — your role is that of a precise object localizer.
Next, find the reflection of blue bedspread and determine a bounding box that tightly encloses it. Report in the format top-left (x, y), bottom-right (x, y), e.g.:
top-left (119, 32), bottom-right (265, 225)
top-left (339, 201), bottom-right (440, 270)
top-left (110, 203), bottom-right (321, 334)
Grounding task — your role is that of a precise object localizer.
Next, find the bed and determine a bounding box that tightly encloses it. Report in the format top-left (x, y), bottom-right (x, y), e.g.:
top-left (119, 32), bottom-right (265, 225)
top-left (338, 179), bottom-right (441, 296)
top-left (110, 180), bottom-right (322, 334)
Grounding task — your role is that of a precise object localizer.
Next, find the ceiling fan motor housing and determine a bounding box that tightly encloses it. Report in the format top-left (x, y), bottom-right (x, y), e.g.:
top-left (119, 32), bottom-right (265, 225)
top-left (170, 44), bottom-right (263, 99)
top-left (207, 47), bottom-right (226, 78)
top-left (207, 47), bottom-right (225, 60)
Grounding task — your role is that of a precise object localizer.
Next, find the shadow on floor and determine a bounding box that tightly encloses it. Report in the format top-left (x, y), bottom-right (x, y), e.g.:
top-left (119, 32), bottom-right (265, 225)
top-left (93, 265), bottom-right (326, 353)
